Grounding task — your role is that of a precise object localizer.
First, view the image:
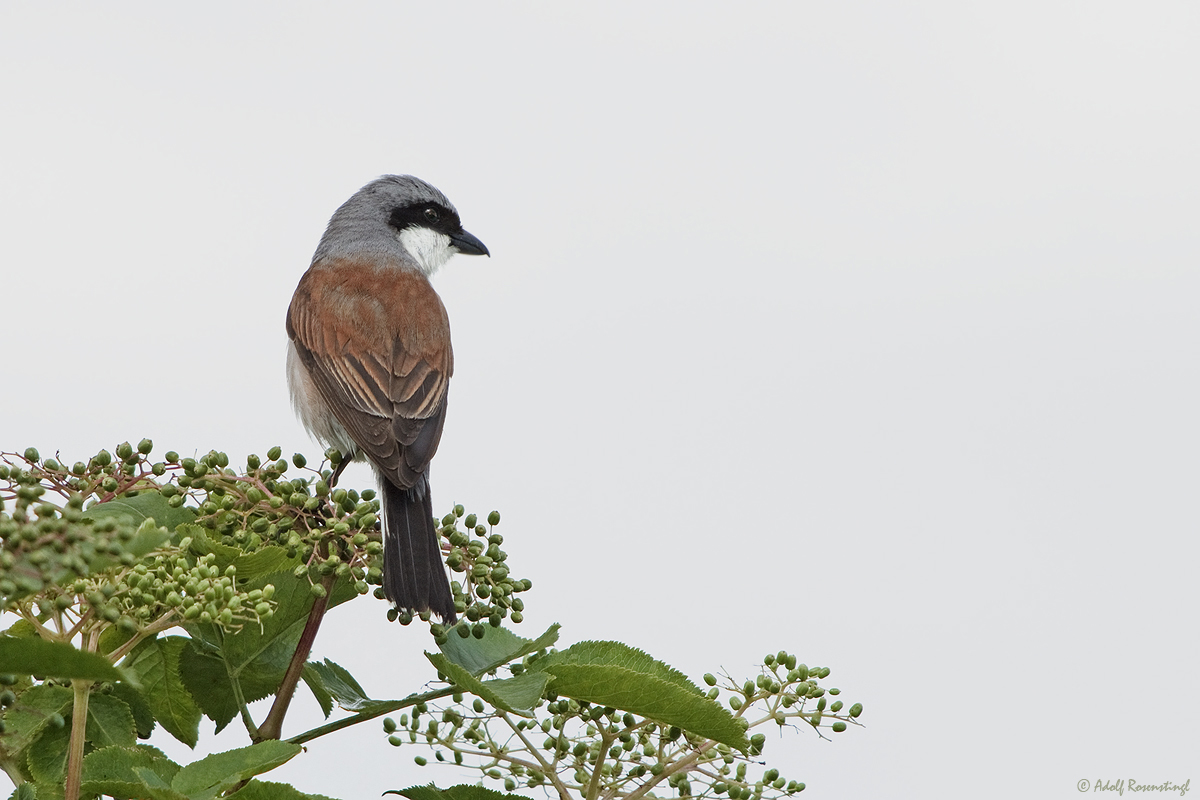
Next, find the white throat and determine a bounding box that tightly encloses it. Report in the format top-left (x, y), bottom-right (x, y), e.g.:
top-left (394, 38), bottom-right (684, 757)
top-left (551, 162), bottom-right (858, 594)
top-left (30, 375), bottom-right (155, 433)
top-left (398, 227), bottom-right (454, 276)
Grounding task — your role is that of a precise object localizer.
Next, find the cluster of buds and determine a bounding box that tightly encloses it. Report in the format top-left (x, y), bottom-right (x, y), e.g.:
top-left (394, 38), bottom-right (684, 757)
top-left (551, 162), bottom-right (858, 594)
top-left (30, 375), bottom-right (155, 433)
top-left (2, 442), bottom-right (530, 640)
top-left (0, 444), bottom-right (284, 639)
top-left (381, 505), bottom-right (533, 638)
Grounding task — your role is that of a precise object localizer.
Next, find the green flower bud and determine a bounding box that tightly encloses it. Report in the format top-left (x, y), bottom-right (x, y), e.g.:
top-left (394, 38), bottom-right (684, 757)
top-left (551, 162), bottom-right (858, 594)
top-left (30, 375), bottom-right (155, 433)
top-left (267, 446), bottom-right (282, 461)
top-left (832, 721), bottom-right (847, 732)
top-left (848, 702), bottom-right (863, 718)
top-left (23, 447), bottom-right (40, 462)
top-left (487, 510), bottom-right (500, 526)
top-left (292, 453), bottom-right (307, 468)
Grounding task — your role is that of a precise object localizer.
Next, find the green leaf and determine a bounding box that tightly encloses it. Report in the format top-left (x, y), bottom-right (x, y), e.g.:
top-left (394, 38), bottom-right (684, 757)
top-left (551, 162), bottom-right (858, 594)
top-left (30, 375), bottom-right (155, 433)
top-left (179, 570), bottom-right (357, 731)
top-left (110, 681), bottom-right (156, 739)
top-left (426, 653), bottom-right (549, 717)
top-left (121, 636), bottom-right (200, 748)
top-left (84, 492), bottom-right (197, 534)
top-left (81, 744), bottom-right (183, 798)
top-left (25, 719), bottom-right (69, 785)
top-left (177, 635), bottom-right (284, 734)
top-left (97, 623), bottom-right (137, 660)
top-left (226, 779), bottom-right (343, 800)
top-left (302, 660), bottom-right (371, 711)
top-left (171, 741), bottom-right (301, 800)
top-left (232, 546), bottom-right (299, 580)
top-left (535, 641), bottom-right (704, 694)
top-left (86, 692), bottom-right (137, 749)
top-left (0, 637), bottom-right (123, 683)
top-left (300, 663), bottom-right (334, 718)
top-left (133, 766), bottom-right (188, 800)
top-left (530, 641), bottom-right (750, 751)
top-left (385, 785), bottom-right (530, 800)
top-left (7, 784), bottom-right (38, 800)
top-left (24, 785), bottom-right (63, 800)
top-left (0, 685), bottom-right (72, 756)
top-left (2, 619), bottom-right (38, 638)
top-left (437, 623), bottom-right (560, 676)
top-left (177, 524), bottom-right (241, 568)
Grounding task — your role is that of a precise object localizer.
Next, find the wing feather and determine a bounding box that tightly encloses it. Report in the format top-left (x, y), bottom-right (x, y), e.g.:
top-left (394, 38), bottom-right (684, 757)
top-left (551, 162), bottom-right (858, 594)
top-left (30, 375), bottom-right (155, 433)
top-left (286, 256), bottom-right (452, 490)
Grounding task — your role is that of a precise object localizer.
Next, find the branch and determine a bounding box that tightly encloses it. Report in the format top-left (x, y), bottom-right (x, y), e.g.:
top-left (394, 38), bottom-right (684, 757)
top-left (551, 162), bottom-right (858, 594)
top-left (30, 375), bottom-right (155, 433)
top-left (255, 570), bottom-right (337, 741)
top-left (288, 686), bottom-right (456, 745)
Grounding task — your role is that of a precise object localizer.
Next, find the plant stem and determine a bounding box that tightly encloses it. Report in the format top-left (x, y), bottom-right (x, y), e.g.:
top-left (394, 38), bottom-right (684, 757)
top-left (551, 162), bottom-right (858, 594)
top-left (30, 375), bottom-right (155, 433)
top-left (255, 571), bottom-right (336, 741)
top-left (64, 678), bottom-right (92, 800)
top-left (287, 686), bottom-right (456, 745)
top-left (584, 730), bottom-right (613, 800)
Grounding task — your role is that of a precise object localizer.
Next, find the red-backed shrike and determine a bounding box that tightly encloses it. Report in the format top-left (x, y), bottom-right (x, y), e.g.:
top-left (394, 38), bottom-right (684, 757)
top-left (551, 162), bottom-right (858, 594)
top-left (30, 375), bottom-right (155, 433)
top-left (286, 175), bottom-right (488, 624)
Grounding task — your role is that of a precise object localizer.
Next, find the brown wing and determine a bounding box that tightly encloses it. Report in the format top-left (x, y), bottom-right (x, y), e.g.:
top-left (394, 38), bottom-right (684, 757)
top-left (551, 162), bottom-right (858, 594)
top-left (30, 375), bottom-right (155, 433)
top-left (287, 256), bottom-right (453, 489)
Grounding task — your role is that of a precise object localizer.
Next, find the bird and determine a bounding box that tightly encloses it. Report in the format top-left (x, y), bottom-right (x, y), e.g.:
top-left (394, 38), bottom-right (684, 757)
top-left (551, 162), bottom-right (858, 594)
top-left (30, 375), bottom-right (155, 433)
top-left (286, 175), bottom-right (489, 624)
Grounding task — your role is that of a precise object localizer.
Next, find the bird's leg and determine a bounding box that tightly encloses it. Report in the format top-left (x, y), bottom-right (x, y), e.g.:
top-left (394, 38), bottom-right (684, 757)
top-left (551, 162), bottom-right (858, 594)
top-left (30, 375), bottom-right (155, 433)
top-left (329, 451), bottom-right (351, 487)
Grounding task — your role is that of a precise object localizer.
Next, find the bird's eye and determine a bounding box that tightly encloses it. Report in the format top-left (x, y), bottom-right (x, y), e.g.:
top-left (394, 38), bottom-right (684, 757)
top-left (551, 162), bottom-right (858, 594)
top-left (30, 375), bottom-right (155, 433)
top-left (424, 207), bottom-right (441, 223)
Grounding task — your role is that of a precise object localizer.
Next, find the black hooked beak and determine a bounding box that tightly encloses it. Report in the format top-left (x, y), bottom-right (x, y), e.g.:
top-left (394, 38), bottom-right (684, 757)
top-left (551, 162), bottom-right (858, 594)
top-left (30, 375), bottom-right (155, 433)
top-left (449, 229), bottom-right (489, 257)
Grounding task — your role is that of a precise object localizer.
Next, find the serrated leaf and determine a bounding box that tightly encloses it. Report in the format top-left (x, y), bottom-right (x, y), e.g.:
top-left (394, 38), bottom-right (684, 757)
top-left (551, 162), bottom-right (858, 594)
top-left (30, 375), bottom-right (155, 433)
top-left (171, 741), bottom-right (301, 800)
top-left (0, 685), bottom-right (72, 755)
top-left (110, 681), bottom-right (156, 739)
top-left (84, 492), bottom-right (197, 534)
top-left (552, 665), bottom-right (748, 751)
top-left (385, 784), bottom-right (529, 800)
top-left (535, 641), bottom-right (703, 695)
top-left (81, 744), bottom-right (182, 797)
top-left (121, 636), bottom-right (200, 748)
top-left (437, 623), bottom-right (560, 676)
top-left (231, 546), bottom-right (299, 579)
top-left (530, 642), bottom-right (749, 751)
top-left (86, 692), bottom-right (137, 749)
top-left (300, 664), bottom-right (334, 718)
top-left (0, 637), bottom-right (123, 683)
top-left (177, 634), bottom-right (283, 734)
top-left (302, 660), bottom-right (371, 711)
top-left (426, 653), bottom-right (549, 716)
top-left (26, 784), bottom-right (63, 800)
top-left (7, 784), bottom-right (38, 800)
top-left (25, 719), bottom-right (69, 785)
top-left (133, 765), bottom-right (189, 800)
top-left (225, 779), bottom-right (343, 800)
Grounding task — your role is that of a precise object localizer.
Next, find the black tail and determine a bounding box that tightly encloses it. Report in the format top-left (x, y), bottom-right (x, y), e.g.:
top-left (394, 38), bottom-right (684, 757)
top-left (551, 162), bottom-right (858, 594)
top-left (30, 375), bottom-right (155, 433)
top-left (381, 479), bottom-right (457, 624)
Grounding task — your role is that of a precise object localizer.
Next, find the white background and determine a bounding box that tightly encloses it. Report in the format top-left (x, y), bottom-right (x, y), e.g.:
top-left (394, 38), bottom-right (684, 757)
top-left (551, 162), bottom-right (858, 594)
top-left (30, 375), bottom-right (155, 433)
top-left (2, 3), bottom-right (1197, 799)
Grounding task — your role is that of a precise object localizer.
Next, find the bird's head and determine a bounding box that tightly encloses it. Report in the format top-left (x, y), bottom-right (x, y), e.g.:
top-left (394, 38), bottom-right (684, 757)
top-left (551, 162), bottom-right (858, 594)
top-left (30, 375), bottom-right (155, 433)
top-left (317, 174), bottom-right (489, 275)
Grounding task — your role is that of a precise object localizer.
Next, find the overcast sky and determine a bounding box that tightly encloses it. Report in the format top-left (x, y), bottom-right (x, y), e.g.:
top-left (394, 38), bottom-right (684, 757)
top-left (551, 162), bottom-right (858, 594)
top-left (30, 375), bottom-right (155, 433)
top-left (2, 3), bottom-right (1198, 799)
